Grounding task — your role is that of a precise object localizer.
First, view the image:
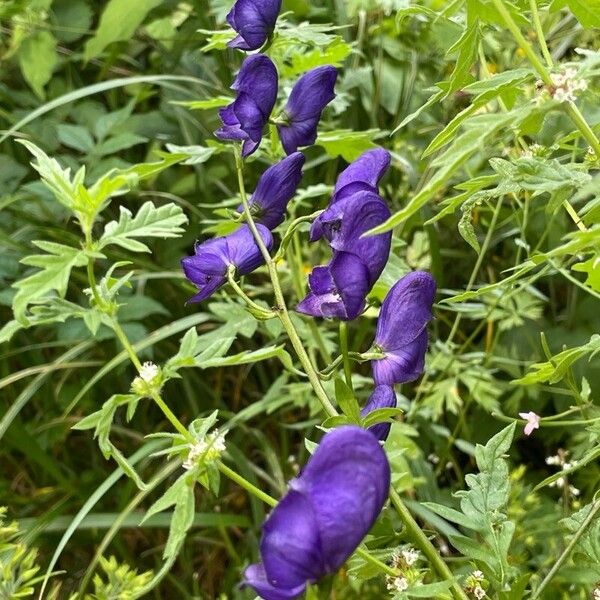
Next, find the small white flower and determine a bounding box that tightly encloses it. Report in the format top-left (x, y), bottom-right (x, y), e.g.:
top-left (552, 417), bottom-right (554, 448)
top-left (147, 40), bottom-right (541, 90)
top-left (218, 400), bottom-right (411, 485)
top-left (401, 547), bottom-right (420, 566)
top-left (550, 476), bottom-right (566, 489)
top-left (183, 430), bottom-right (226, 470)
top-left (549, 67), bottom-right (588, 103)
top-left (139, 361), bottom-right (159, 382)
top-left (386, 576), bottom-right (409, 592)
top-left (473, 585), bottom-right (486, 599)
top-left (569, 486), bottom-right (580, 497)
top-left (546, 455), bottom-right (561, 466)
top-left (593, 586), bottom-right (600, 600)
top-left (472, 570), bottom-right (484, 581)
top-left (428, 453), bottom-right (440, 465)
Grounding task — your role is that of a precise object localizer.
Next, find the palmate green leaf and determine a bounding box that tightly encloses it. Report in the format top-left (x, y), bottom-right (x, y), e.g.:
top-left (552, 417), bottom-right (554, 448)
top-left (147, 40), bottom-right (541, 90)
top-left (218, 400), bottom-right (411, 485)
top-left (426, 424), bottom-right (516, 584)
top-left (281, 37), bottom-right (352, 78)
top-left (12, 241), bottom-right (88, 323)
top-left (98, 201), bottom-right (188, 253)
top-left (316, 129), bottom-right (381, 162)
top-left (572, 255), bottom-right (600, 291)
top-left (165, 143), bottom-right (219, 165)
top-left (84, 0), bottom-right (162, 61)
top-left (18, 140), bottom-right (85, 211)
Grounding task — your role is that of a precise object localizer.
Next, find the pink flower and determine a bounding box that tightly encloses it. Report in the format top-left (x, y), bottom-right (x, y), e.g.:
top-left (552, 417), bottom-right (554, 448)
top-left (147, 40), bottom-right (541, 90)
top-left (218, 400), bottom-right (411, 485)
top-left (519, 411), bottom-right (540, 436)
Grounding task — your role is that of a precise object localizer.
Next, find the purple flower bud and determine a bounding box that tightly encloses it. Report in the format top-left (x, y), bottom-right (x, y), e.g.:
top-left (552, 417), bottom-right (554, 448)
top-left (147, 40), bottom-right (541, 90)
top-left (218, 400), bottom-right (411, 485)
top-left (310, 148), bottom-right (390, 241)
top-left (371, 271), bottom-right (436, 386)
top-left (239, 152), bottom-right (305, 229)
top-left (360, 385), bottom-right (396, 441)
top-left (215, 55), bottom-right (278, 157)
top-left (276, 66), bottom-right (337, 155)
top-left (181, 224), bottom-right (272, 303)
top-left (243, 426), bottom-right (390, 599)
top-left (296, 252), bottom-right (370, 320)
top-left (227, 0), bottom-right (282, 51)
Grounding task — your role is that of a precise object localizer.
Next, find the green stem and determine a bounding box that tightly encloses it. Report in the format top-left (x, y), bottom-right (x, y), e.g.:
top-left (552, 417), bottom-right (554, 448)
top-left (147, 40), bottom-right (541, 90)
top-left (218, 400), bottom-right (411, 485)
top-left (355, 547), bottom-right (398, 578)
top-left (492, 0), bottom-right (600, 157)
top-left (389, 489), bottom-right (469, 600)
top-left (339, 321), bottom-right (353, 392)
top-left (529, 0), bottom-right (553, 67)
top-left (233, 147), bottom-right (338, 417)
top-left (531, 499), bottom-right (600, 599)
top-left (227, 269), bottom-right (275, 318)
top-left (151, 390), bottom-right (192, 441)
top-left (110, 318), bottom-right (143, 372)
top-left (218, 461), bottom-right (278, 508)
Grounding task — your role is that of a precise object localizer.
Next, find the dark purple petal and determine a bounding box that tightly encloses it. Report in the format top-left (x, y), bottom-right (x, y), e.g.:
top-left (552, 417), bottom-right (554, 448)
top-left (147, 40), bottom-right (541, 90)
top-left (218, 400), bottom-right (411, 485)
top-left (276, 66), bottom-right (337, 154)
top-left (294, 426), bottom-right (390, 571)
top-left (181, 225), bottom-right (271, 303)
top-left (225, 224), bottom-right (273, 274)
top-left (360, 385), bottom-right (396, 441)
top-left (315, 191), bottom-right (391, 285)
top-left (261, 490), bottom-right (325, 588)
top-left (372, 329), bottom-right (428, 386)
top-left (333, 148), bottom-right (391, 201)
top-left (215, 55), bottom-right (278, 157)
top-left (296, 252), bottom-right (370, 320)
top-left (243, 564), bottom-right (306, 600)
top-left (226, 0), bottom-right (281, 51)
top-left (374, 271), bottom-right (436, 351)
top-left (241, 153), bottom-right (305, 229)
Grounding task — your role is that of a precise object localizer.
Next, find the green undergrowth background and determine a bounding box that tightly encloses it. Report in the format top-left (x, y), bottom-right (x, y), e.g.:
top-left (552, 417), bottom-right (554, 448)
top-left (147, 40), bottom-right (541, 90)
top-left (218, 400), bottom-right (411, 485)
top-left (1, 0), bottom-right (600, 598)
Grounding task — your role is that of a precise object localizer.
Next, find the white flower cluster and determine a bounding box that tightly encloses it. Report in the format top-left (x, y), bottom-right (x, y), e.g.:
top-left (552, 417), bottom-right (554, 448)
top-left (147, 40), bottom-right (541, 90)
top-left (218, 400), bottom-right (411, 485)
top-left (593, 586), bottom-right (600, 600)
top-left (386, 575), bottom-right (409, 593)
top-left (183, 430), bottom-right (226, 470)
top-left (131, 361), bottom-right (162, 396)
top-left (548, 67), bottom-right (588, 103)
top-left (546, 451), bottom-right (580, 497)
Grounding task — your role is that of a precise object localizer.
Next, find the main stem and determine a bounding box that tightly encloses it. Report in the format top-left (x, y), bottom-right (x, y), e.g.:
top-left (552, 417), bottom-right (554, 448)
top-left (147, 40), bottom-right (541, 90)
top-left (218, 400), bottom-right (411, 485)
top-left (339, 321), bottom-right (353, 392)
top-left (233, 148), bottom-right (337, 417)
top-left (389, 489), bottom-right (469, 600)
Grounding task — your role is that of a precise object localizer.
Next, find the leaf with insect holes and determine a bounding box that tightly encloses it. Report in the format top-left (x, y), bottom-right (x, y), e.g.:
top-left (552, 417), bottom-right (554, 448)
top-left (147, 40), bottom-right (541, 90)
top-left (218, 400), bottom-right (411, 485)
top-left (99, 201), bottom-right (188, 253)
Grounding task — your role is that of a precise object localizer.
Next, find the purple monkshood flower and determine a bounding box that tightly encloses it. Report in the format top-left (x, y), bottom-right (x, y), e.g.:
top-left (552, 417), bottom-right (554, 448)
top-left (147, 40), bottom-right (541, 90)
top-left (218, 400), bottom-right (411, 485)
top-left (243, 426), bottom-right (390, 600)
top-left (296, 252), bottom-right (371, 320)
top-left (297, 190), bottom-right (391, 321)
top-left (239, 152), bottom-right (305, 229)
top-left (360, 385), bottom-right (396, 442)
top-left (227, 0), bottom-right (282, 51)
top-left (276, 66), bottom-right (337, 155)
top-left (216, 55), bottom-right (278, 157)
top-left (311, 148), bottom-right (391, 242)
top-left (181, 224), bottom-right (272, 303)
top-left (371, 271), bottom-right (436, 386)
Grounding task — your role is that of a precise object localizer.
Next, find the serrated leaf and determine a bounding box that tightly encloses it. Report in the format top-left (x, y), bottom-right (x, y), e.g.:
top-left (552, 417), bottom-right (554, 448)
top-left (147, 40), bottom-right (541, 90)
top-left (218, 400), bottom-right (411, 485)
top-left (316, 129), bottom-right (381, 162)
top-left (99, 201), bottom-right (188, 252)
top-left (283, 37), bottom-right (352, 77)
top-left (13, 242), bottom-right (88, 323)
top-left (165, 144), bottom-right (218, 165)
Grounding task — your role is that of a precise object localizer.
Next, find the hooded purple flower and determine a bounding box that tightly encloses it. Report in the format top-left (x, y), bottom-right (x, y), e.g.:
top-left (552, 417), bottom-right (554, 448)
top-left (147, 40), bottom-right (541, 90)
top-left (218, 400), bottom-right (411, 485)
top-left (276, 66), bottom-right (337, 155)
top-left (239, 152), bottom-right (305, 229)
top-left (296, 252), bottom-right (371, 320)
top-left (371, 271), bottom-right (436, 386)
top-left (243, 426), bottom-right (390, 600)
top-left (297, 190), bottom-right (391, 321)
top-left (311, 148), bottom-right (391, 241)
top-left (360, 385), bottom-right (396, 442)
top-left (181, 224), bottom-right (272, 303)
top-left (227, 0), bottom-right (281, 51)
top-left (215, 55), bottom-right (278, 157)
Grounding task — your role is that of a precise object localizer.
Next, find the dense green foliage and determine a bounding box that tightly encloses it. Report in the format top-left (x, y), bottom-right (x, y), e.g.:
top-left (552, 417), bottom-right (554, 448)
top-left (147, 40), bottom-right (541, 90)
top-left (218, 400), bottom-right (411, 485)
top-left (1, 0), bottom-right (600, 598)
